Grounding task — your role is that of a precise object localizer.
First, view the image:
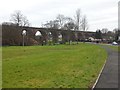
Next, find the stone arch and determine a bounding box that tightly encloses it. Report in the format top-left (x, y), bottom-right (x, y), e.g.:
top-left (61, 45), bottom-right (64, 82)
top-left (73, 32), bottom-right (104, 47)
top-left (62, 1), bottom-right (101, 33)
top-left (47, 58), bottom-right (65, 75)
top-left (57, 32), bottom-right (63, 44)
top-left (21, 28), bottom-right (36, 45)
top-left (70, 31), bottom-right (76, 42)
top-left (61, 30), bottom-right (69, 43)
top-left (49, 30), bottom-right (58, 44)
top-left (34, 31), bottom-right (42, 45)
top-left (77, 32), bottom-right (84, 41)
top-left (34, 29), bottom-right (47, 45)
top-left (46, 31), bottom-right (53, 45)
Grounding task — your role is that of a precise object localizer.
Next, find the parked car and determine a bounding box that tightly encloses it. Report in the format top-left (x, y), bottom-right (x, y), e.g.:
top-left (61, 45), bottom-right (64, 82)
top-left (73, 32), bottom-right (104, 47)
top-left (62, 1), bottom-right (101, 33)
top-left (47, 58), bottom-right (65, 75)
top-left (112, 41), bottom-right (118, 45)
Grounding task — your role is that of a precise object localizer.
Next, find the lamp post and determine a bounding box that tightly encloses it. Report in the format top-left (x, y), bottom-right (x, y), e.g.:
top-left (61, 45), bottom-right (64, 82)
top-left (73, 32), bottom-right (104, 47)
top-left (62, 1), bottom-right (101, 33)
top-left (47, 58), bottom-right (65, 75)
top-left (35, 31), bottom-right (42, 45)
top-left (48, 32), bottom-right (52, 45)
top-left (22, 30), bottom-right (26, 46)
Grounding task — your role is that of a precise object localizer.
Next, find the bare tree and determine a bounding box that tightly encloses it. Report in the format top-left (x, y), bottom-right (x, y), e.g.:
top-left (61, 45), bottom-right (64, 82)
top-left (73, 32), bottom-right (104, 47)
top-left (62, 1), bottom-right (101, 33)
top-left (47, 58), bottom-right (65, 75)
top-left (81, 15), bottom-right (88, 31)
top-left (64, 22), bottom-right (75, 30)
top-left (56, 14), bottom-right (66, 29)
top-left (80, 15), bottom-right (89, 42)
top-left (74, 9), bottom-right (82, 31)
top-left (44, 15), bottom-right (73, 29)
top-left (43, 20), bottom-right (59, 29)
top-left (10, 10), bottom-right (30, 26)
top-left (22, 16), bottom-right (30, 26)
top-left (52, 20), bottom-right (59, 29)
top-left (63, 17), bottom-right (76, 45)
top-left (10, 10), bottom-right (23, 26)
top-left (101, 28), bottom-right (108, 34)
top-left (73, 9), bottom-right (82, 44)
top-left (63, 17), bottom-right (75, 30)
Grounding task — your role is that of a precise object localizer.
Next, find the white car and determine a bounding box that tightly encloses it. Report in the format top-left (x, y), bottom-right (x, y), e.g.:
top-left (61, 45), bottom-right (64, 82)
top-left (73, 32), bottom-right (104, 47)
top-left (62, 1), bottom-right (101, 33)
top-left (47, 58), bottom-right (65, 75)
top-left (112, 42), bottom-right (118, 45)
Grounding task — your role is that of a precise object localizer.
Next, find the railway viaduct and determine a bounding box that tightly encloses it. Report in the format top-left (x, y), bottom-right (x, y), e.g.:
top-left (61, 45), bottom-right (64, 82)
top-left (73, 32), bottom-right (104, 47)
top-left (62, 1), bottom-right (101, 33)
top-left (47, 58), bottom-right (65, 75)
top-left (2, 25), bottom-right (95, 45)
top-left (22, 26), bottom-right (95, 44)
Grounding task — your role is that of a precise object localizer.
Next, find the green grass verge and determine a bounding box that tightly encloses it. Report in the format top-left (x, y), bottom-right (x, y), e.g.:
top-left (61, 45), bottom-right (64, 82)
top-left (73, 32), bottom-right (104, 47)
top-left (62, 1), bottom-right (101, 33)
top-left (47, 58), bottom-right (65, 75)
top-left (107, 45), bottom-right (120, 52)
top-left (2, 43), bottom-right (107, 88)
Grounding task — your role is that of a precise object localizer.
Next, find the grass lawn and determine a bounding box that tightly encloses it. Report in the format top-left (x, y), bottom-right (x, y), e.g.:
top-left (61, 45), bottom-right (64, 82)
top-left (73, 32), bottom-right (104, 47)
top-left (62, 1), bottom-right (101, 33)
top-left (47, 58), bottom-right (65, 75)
top-left (2, 43), bottom-right (107, 88)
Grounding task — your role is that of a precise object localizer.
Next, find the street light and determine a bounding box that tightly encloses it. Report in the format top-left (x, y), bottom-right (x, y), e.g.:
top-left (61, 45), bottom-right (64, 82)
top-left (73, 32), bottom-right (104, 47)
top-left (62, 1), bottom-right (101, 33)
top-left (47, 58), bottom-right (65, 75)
top-left (35, 31), bottom-right (42, 45)
top-left (22, 30), bottom-right (26, 46)
top-left (48, 32), bottom-right (52, 45)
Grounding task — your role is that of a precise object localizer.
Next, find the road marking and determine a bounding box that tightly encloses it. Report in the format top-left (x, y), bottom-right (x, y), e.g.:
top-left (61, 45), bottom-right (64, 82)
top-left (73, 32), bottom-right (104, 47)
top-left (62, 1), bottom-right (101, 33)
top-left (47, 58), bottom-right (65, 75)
top-left (92, 58), bottom-right (107, 90)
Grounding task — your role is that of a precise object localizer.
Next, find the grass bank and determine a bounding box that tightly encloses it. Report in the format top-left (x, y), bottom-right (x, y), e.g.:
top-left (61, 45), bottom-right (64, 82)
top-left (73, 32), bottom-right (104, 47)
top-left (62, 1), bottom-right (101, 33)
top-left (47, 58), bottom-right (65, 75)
top-left (2, 43), bottom-right (107, 88)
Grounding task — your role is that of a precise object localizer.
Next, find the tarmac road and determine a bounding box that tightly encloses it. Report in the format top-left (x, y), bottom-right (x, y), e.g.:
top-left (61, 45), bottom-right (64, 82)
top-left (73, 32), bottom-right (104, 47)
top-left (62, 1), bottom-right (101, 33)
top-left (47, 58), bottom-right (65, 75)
top-left (94, 45), bottom-right (119, 89)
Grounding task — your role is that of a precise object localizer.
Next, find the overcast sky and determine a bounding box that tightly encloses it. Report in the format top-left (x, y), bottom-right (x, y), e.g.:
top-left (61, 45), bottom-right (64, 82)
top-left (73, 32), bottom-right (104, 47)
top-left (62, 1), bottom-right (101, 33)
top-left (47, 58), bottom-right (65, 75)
top-left (0, 0), bottom-right (119, 31)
